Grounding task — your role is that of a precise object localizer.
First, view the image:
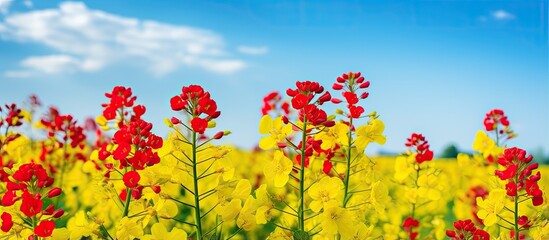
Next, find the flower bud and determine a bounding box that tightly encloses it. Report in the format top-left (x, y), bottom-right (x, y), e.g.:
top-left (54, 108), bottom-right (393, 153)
top-left (323, 121), bottom-right (335, 127)
top-left (354, 72), bottom-right (361, 78)
top-left (335, 109), bottom-right (344, 115)
top-left (360, 92), bottom-right (369, 99)
top-left (317, 92), bottom-right (331, 104)
top-left (52, 209), bottom-right (64, 218)
top-left (331, 98), bottom-right (342, 104)
top-left (151, 185), bottom-right (161, 194)
top-left (282, 116), bottom-right (289, 124)
top-left (213, 131), bottom-right (224, 139)
top-left (170, 117), bottom-right (180, 125)
top-left (359, 81), bottom-right (370, 88)
top-left (43, 204), bottom-right (55, 215)
top-left (211, 111), bottom-right (221, 119)
top-left (47, 187), bottom-right (62, 198)
top-left (207, 121), bottom-right (216, 128)
top-left (332, 83), bottom-right (343, 90)
top-left (336, 77), bottom-right (345, 83)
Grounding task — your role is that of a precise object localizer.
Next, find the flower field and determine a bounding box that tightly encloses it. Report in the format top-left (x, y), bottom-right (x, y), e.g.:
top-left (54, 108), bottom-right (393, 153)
top-left (0, 72), bottom-right (547, 240)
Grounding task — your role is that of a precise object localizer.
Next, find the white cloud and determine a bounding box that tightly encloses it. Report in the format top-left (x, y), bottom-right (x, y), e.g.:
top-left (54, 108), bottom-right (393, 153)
top-left (0, 0), bottom-right (12, 14)
top-left (0, 1), bottom-right (249, 76)
top-left (4, 70), bottom-right (32, 78)
top-left (237, 45), bottom-right (269, 55)
top-left (21, 54), bottom-right (81, 74)
top-left (491, 10), bottom-right (515, 21)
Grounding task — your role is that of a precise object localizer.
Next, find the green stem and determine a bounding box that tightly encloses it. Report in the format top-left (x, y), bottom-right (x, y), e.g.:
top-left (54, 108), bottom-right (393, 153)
top-left (343, 118), bottom-right (353, 207)
top-left (122, 186), bottom-right (132, 217)
top-left (191, 131), bottom-right (203, 239)
top-left (298, 118), bottom-right (307, 232)
top-left (514, 177), bottom-right (519, 240)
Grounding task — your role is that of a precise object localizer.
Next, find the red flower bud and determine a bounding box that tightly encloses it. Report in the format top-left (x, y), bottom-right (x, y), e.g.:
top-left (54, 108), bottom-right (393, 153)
top-left (282, 115), bottom-right (289, 124)
top-left (332, 83), bottom-right (343, 90)
top-left (277, 142), bottom-right (287, 148)
top-left (152, 185), bottom-right (161, 193)
top-left (43, 204), bottom-right (55, 215)
top-left (359, 81), bottom-right (370, 88)
top-left (52, 209), bottom-right (64, 218)
top-left (317, 92), bottom-right (331, 104)
top-left (331, 98), bottom-right (342, 104)
top-left (336, 77), bottom-right (345, 83)
top-left (47, 187), bottom-right (62, 198)
top-left (360, 92), bottom-right (369, 99)
top-left (323, 121), bottom-right (335, 127)
top-left (213, 131), bottom-right (224, 139)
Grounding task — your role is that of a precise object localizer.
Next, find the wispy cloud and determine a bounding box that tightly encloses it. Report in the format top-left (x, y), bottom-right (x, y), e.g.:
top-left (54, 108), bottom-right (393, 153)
top-left (0, 0), bottom-right (12, 14)
top-left (0, 1), bottom-right (249, 77)
top-left (491, 10), bottom-right (515, 21)
top-left (238, 45), bottom-right (269, 55)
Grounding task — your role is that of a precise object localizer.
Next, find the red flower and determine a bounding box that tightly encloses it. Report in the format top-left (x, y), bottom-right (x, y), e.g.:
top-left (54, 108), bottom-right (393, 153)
top-left (113, 142), bottom-right (131, 160)
top-left (342, 92), bottom-right (358, 105)
top-left (505, 182), bottom-right (517, 196)
top-left (495, 164), bottom-right (518, 180)
top-left (191, 117), bottom-right (208, 134)
top-left (20, 192), bottom-right (43, 217)
top-left (402, 217), bottom-right (419, 240)
top-left (170, 96), bottom-right (186, 111)
top-left (291, 93), bottom-right (309, 109)
top-left (0, 212), bottom-right (12, 232)
top-left (405, 133), bottom-right (434, 163)
top-left (446, 219), bottom-right (490, 240)
top-left (123, 171), bottom-right (140, 188)
top-left (34, 220), bottom-right (55, 237)
top-left (1, 191), bottom-right (17, 207)
top-left (322, 160), bottom-right (333, 174)
top-left (348, 105), bottom-right (364, 119)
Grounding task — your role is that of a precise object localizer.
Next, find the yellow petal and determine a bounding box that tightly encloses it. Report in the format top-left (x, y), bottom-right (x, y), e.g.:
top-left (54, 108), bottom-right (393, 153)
top-left (259, 115), bottom-right (273, 134)
top-left (259, 137), bottom-right (275, 150)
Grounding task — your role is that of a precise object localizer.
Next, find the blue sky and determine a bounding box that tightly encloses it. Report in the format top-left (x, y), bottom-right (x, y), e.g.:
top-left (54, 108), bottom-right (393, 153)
top-left (0, 0), bottom-right (547, 155)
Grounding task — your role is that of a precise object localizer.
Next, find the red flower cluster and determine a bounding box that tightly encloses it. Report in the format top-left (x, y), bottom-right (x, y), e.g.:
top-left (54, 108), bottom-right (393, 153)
top-left (41, 114), bottom-right (86, 149)
top-left (483, 109), bottom-right (509, 131)
top-left (0, 104), bottom-right (25, 150)
top-left (405, 133), bottom-right (434, 163)
top-left (170, 85), bottom-right (220, 134)
top-left (446, 219), bottom-right (490, 240)
top-left (261, 91), bottom-right (291, 116)
top-left (331, 72), bottom-right (370, 119)
top-left (0, 103), bottom-right (25, 128)
top-left (99, 118), bottom-right (162, 170)
top-left (286, 81), bottom-right (333, 127)
top-left (0, 163), bottom-right (63, 237)
top-left (483, 109), bottom-right (515, 141)
top-left (402, 217), bottom-right (419, 240)
top-left (102, 86), bottom-right (137, 119)
top-left (495, 147), bottom-right (543, 206)
top-left (98, 86), bottom-right (163, 200)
